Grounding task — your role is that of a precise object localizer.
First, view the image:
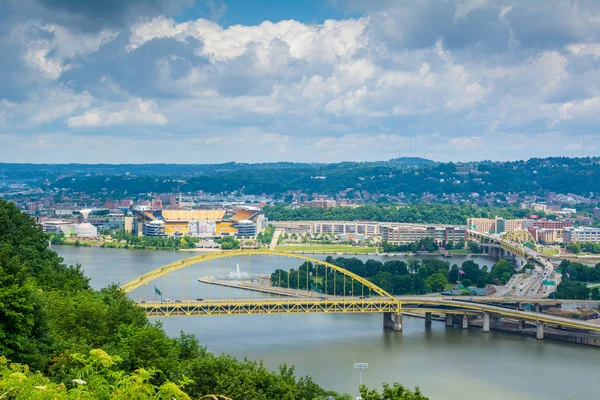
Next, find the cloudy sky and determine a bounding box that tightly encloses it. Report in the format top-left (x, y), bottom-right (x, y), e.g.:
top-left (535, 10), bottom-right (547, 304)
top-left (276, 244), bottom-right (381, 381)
top-left (1, 0), bottom-right (599, 163)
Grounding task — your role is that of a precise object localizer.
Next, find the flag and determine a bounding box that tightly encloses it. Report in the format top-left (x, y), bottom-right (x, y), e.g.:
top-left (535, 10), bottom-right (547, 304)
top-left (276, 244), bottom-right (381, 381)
top-left (154, 286), bottom-right (162, 296)
top-left (458, 269), bottom-right (465, 275)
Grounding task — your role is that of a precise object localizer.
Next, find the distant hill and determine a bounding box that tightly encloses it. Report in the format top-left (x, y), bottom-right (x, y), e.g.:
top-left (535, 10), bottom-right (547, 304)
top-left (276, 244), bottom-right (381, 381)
top-left (388, 157), bottom-right (436, 166)
top-left (2, 157), bottom-right (600, 200)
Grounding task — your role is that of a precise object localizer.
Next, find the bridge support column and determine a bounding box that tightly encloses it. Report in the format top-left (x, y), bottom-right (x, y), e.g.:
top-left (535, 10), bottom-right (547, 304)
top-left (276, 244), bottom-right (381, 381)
top-left (383, 312), bottom-right (402, 331)
top-left (445, 313), bottom-right (453, 327)
top-left (462, 315), bottom-right (469, 329)
top-left (425, 312), bottom-right (432, 326)
top-left (536, 322), bottom-right (544, 340)
top-left (483, 312), bottom-right (490, 333)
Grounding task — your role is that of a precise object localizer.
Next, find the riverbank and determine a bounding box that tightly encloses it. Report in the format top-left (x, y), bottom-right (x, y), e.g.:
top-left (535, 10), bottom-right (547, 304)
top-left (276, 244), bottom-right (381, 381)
top-left (275, 244), bottom-right (378, 254)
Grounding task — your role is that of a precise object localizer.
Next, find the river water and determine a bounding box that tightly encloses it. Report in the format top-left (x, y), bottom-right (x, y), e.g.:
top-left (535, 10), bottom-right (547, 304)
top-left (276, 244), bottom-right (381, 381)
top-left (55, 246), bottom-right (599, 400)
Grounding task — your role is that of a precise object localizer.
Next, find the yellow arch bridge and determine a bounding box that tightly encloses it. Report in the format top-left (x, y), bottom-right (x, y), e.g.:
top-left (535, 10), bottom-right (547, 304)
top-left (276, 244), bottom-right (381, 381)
top-left (120, 250), bottom-right (600, 339)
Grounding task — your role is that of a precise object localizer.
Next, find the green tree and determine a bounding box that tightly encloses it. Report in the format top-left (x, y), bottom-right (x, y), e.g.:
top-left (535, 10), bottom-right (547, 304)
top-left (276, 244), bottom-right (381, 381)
top-left (359, 382), bottom-right (428, 400)
top-left (392, 275), bottom-right (413, 295)
top-left (426, 273), bottom-right (448, 293)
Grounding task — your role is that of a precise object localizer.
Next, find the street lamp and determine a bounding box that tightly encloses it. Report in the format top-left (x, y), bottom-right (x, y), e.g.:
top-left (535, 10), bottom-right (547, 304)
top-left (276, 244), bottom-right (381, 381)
top-left (354, 362), bottom-right (368, 398)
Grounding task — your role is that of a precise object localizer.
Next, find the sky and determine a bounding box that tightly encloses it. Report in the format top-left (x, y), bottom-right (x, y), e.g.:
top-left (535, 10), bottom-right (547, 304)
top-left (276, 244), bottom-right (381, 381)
top-left (1, 0), bottom-right (600, 163)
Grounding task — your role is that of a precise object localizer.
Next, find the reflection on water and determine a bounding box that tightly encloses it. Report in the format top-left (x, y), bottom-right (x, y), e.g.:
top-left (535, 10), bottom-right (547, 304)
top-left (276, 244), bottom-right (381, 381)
top-left (55, 246), bottom-right (600, 400)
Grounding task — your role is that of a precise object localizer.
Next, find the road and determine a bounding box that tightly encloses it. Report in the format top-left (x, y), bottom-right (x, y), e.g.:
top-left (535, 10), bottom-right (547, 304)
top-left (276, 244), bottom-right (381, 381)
top-left (471, 231), bottom-right (561, 299)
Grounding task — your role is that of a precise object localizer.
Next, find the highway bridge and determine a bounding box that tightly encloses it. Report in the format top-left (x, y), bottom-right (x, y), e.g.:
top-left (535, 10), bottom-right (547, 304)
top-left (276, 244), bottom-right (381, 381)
top-left (467, 230), bottom-right (561, 298)
top-left (120, 250), bottom-right (600, 341)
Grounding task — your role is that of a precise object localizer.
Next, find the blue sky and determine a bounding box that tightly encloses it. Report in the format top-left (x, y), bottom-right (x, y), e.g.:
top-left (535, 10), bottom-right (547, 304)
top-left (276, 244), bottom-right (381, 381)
top-left (177, 0), bottom-right (353, 27)
top-left (1, 0), bottom-right (599, 163)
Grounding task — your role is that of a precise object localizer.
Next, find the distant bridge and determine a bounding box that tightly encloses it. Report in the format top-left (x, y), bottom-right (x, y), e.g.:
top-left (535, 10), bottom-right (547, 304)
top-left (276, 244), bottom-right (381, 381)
top-left (120, 250), bottom-right (599, 339)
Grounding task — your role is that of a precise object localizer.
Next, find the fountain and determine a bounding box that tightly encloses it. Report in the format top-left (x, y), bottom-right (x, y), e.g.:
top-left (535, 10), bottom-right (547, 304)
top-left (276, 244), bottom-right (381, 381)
top-left (217, 264), bottom-right (259, 281)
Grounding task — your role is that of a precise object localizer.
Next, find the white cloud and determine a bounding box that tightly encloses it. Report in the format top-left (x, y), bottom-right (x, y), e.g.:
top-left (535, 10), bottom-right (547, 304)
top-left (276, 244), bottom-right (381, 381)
top-left (499, 5), bottom-right (513, 19)
top-left (14, 21), bottom-right (117, 79)
top-left (565, 43), bottom-right (600, 58)
top-left (128, 16), bottom-right (367, 64)
top-left (67, 98), bottom-right (167, 128)
top-left (559, 97), bottom-right (600, 121)
top-left (454, 0), bottom-right (491, 21)
top-left (451, 136), bottom-right (482, 150)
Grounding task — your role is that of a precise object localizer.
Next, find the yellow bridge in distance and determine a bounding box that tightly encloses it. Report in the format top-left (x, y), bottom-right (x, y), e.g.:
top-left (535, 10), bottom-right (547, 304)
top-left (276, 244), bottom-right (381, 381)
top-left (120, 249), bottom-right (600, 338)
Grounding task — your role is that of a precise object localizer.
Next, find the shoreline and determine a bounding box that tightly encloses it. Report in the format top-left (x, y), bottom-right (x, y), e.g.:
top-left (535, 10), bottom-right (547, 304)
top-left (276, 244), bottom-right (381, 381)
top-left (51, 243), bottom-right (492, 257)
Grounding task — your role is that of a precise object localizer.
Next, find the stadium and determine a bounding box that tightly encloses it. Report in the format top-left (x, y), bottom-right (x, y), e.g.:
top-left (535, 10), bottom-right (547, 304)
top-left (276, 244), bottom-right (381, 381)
top-left (132, 206), bottom-right (265, 238)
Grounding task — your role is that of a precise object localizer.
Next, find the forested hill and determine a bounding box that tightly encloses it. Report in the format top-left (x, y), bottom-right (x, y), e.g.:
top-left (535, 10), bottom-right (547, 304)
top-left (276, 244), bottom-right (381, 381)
top-left (262, 203), bottom-right (530, 225)
top-left (3, 157), bottom-right (600, 198)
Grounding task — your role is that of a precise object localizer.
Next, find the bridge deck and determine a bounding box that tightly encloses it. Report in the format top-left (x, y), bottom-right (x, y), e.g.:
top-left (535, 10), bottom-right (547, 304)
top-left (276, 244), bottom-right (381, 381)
top-left (138, 297), bottom-right (600, 332)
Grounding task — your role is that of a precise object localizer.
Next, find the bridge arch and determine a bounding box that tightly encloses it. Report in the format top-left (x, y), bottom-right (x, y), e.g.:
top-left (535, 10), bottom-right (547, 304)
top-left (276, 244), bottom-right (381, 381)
top-left (120, 249), bottom-right (395, 300)
top-left (501, 230), bottom-right (540, 252)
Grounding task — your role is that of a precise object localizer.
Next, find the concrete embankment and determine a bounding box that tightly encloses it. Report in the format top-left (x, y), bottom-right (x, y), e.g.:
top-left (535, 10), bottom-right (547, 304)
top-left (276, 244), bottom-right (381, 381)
top-left (197, 276), bottom-right (314, 297)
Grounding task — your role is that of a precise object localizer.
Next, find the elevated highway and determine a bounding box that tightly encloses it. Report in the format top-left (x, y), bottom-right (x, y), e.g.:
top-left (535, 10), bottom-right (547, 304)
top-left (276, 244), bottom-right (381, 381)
top-left (467, 230), bottom-right (561, 298)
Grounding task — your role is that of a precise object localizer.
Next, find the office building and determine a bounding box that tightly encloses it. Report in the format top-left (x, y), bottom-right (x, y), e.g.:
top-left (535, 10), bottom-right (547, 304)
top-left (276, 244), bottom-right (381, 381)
top-left (563, 227), bottom-right (600, 244)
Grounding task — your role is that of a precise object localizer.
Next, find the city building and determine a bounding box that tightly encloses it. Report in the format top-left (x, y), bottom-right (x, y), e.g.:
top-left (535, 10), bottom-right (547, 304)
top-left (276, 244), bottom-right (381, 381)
top-left (533, 220), bottom-right (573, 229)
top-left (43, 220), bottom-right (76, 234)
top-left (563, 227), bottom-right (600, 244)
top-left (529, 227), bottom-right (561, 243)
top-left (143, 220), bottom-right (166, 236)
top-left (105, 199), bottom-right (120, 210)
top-left (383, 225), bottom-right (466, 246)
top-left (466, 218), bottom-right (496, 233)
top-left (43, 219), bottom-right (98, 238)
top-left (233, 220), bottom-right (257, 236)
top-left (311, 221), bottom-right (381, 236)
top-left (124, 216), bottom-right (134, 234)
top-left (466, 217), bottom-right (524, 234)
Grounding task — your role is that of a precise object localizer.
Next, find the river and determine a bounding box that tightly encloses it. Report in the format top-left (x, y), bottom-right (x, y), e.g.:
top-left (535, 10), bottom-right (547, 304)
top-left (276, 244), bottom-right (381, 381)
top-left (55, 246), bottom-right (599, 400)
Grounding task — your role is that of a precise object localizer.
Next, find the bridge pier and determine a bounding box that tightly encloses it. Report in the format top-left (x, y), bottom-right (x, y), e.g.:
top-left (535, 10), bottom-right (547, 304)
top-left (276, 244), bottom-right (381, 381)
top-left (383, 312), bottom-right (402, 331)
top-left (445, 313), bottom-right (453, 327)
top-left (536, 322), bottom-right (545, 340)
top-left (425, 312), bottom-right (432, 326)
top-left (462, 315), bottom-right (469, 329)
top-left (483, 312), bottom-right (490, 333)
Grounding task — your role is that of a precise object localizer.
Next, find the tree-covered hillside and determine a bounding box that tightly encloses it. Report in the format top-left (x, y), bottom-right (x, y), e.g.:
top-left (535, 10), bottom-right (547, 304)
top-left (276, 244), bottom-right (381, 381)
top-left (263, 203), bottom-right (533, 224)
top-left (3, 157), bottom-right (599, 198)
